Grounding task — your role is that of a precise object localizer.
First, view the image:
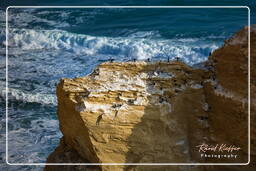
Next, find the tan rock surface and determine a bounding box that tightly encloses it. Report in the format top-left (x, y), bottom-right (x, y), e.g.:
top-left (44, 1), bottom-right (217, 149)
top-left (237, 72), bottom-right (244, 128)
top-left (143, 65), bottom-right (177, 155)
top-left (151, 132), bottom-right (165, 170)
top-left (45, 25), bottom-right (255, 171)
top-left (55, 61), bottom-right (208, 170)
top-left (203, 25), bottom-right (256, 171)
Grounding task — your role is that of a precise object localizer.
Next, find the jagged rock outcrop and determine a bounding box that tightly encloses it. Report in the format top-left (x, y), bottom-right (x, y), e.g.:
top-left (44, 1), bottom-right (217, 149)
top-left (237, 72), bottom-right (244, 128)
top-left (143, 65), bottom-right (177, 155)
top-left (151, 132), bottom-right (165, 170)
top-left (203, 25), bottom-right (256, 171)
top-left (45, 25), bottom-right (255, 171)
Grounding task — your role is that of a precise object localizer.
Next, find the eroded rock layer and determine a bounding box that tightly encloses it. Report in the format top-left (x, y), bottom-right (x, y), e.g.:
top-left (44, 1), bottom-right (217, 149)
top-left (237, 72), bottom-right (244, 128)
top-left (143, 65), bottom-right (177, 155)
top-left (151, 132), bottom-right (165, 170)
top-left (57, 62), bottom-right (208, 167)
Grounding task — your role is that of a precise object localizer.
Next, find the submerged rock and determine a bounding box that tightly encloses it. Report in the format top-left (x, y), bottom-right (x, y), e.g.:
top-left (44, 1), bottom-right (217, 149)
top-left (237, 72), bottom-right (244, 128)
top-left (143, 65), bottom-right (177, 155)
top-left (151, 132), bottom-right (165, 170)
top-left (45, 25), bottom-right (255, 171)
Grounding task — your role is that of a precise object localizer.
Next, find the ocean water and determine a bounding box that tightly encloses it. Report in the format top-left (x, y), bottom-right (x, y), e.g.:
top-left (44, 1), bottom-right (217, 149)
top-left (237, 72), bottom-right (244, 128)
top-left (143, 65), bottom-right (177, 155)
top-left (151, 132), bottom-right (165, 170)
top-left (0, 1), bottom-right (255, 170)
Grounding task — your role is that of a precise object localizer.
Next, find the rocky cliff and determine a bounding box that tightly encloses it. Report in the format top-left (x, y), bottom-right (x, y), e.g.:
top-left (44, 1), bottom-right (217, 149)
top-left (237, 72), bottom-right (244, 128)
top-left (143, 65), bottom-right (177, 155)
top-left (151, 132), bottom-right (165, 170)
top-left (45, 25), bottom-right (255, 171)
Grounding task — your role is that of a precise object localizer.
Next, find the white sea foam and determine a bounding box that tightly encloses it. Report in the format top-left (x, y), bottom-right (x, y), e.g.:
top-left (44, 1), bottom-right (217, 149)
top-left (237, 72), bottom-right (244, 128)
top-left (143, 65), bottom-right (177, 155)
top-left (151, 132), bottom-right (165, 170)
top-left (6, 117), bottom-right (61, 163)
top-left (7, 28), bottom-right (221, 65)
top-left (0, 87), bottom-right (57, 105)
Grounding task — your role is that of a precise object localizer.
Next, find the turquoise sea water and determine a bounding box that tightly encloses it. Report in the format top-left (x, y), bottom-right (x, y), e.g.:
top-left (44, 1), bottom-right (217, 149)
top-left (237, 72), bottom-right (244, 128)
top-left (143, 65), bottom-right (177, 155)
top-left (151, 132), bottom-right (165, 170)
top-left (0, 0), bottom-right (255, 170)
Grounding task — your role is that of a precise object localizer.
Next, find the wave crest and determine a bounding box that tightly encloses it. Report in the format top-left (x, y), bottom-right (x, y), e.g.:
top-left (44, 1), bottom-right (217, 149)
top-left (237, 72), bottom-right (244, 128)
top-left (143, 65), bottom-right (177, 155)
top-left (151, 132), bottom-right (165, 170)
top-left (7, 29), bottom-right (221, 65)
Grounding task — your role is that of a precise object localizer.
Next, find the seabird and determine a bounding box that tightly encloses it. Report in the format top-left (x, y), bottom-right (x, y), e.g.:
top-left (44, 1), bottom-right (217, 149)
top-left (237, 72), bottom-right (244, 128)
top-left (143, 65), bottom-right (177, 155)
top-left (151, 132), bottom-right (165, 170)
top-left (109, 58), bottom-right (114, 63)
top-left (96, 113), bottom-right (104, 125)
top-left (212, 74), bottom-right (216, 81)
top-left (198, 116), bottom-right (208, 121)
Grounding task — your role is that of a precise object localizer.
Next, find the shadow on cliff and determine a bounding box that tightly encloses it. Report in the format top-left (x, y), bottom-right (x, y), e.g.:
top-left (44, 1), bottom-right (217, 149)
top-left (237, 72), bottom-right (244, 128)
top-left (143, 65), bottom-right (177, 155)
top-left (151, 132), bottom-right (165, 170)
top-left (123, 59), bottom-right (249, 170)
top-left (123, 62), bottom-right (208, 170)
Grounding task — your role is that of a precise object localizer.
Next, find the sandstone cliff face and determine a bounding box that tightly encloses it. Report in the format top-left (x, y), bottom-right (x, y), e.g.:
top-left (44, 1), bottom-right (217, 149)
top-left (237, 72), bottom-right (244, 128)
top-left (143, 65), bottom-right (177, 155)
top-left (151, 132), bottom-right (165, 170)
top-left (55, 61), bottom-right (208, 169)
top-left (203, 25), bottom-right (256, 171)
top-left (45, 25), bottom-right (255, 171)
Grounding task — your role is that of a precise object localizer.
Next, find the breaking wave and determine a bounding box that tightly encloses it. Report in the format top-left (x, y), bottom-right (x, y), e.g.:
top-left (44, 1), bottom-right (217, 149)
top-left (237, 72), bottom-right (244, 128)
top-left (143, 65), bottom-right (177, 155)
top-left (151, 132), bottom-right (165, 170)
top-left (7, 29), bottom-right (222, 65)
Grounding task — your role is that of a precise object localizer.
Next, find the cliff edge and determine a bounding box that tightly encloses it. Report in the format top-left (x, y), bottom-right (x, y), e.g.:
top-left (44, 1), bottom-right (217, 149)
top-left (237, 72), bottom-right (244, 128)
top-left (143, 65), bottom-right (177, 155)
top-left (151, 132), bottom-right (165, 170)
top-left (45, 25), bottom-right (255, 171)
